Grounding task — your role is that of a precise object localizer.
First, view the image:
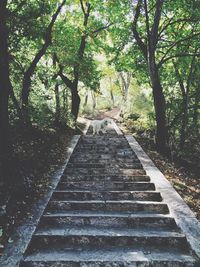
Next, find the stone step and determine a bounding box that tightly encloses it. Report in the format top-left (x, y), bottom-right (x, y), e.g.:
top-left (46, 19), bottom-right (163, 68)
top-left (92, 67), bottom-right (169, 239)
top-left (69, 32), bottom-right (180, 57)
top-left (69, 158), bottom-right (141, 164)
top-left (52, 190), bottom-right (162, 201)
top-left (57, 181), bottom-right (155, 191)
top-left (79, 137), bottom-right (129, 143)
top-left (74, 148), bottom-right (135, 155)
top-left (21, 249), bottom-right (198, 267)
top-left (67, 162), bottom-right (143, 169)
top-left (46, 200), bottom-right (169, 214)
top-left (70, 153), bottom-right (138, 160)
top-left (81, 135), bottom-right (126, 140)
top-left (26, 229), bottom-right (189, 253)
top-left (38, 213), bottom-right (178, 230)
top-left (76, 143), bottom-right (129, 148)
top-left (67, 163), bottom-right (105, 168)
top-left (64, 168), bottom-right (146, 176)
top-left (62, 174), bottom-right (151, 182)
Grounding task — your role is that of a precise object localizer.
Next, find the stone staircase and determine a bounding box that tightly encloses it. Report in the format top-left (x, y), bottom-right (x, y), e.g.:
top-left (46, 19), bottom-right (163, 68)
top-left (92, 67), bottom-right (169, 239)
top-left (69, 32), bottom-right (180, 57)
top-left (19, 124), bottom-right (199, 266)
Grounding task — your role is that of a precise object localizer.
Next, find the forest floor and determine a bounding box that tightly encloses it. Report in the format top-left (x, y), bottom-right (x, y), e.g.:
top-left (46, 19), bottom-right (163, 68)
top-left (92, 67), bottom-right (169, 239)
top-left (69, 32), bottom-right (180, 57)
top-left (0, 123), bottom-right (83, 256)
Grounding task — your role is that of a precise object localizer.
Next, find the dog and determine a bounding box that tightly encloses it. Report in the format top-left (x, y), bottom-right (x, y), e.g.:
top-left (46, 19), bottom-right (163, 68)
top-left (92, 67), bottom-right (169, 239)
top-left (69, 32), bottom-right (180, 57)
top-left (91, 118), bottom-right (112, 135)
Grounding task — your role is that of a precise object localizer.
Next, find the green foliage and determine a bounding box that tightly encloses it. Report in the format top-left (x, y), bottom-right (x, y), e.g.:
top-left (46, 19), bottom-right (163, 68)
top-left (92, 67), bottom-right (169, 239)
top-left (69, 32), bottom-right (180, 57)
top-left (4, 0), bottom-right (200, 160)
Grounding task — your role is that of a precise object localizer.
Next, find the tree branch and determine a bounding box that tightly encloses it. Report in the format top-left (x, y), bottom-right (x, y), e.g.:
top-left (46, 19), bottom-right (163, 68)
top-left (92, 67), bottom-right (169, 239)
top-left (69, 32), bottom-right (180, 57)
top-left (158, 31), bottom-right (200, 67)
top-left (151, 0), bottom-right (164, 47)
top-left (91, 23), bottom-right (113, 36)
top-left (132, 0), bottom-right (148, 60)
top-left (186, 49), bottom-right (197, 91)
top-left (158, 18), bottom-right (198, 39)
top-left (80, 0), bottom-right (86, 15)
top-left (173, 60), bottom-right (186, 97)
top-left (158, 52), bottom-right (200, 68)
top-left (54, 54), bottom-right (73, 89)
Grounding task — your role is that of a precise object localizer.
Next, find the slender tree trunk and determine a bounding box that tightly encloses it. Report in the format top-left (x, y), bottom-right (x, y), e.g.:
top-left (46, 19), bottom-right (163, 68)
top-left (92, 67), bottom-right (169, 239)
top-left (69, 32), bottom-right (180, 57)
top-left (91, 91), bottom-right (96, 112)
top-left (193, 89), bottom-right (200, 131)
top-left (0, 0), bottom-right (10, 183)
top-left (179, 94), bottom-right (189, 148)
top-left (109, 77), bottom-right (115, 106)
top-left (21, 69), bottom-right (32, 124)
top-left (9, 82), bottom-right (22, 120)
top-left (54, 83), bottom-right (61, 125)
top-left (110, 88), bottom-right (114, 106)
top-left (71, 83), bottom-right (81, 120)
top-left (63, 88), bottom-right (66, 111)
top-left (84, 91), bottom-right (89, 107)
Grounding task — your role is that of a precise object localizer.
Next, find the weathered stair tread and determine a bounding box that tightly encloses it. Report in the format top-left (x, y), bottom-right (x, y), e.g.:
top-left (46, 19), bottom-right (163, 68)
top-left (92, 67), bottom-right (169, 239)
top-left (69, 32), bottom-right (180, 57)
top-left (35, 226), bottom-right (182, 236)
top-left (48, 200), bottom-right (165, 204)
top-left (57, 181), bottom-right (155, 191)
top-left (42, 212), bottom-right (175, 221)
top-left (42, 212), bottom-right (174, 218)
top-left (39, 213), bottom-right (177, 229)
top-left (46, 200), bottom-right (169, 214)
top-left (22, 249), bottom-right (197, 266)
top-left (66, 163), bottom-right (143, 169)
top-left (26, 235), bottom-right (190, 256)
top-left (52, 190), bottom-right (162, 201)
top-left (62, 174), bottom-right (151, 182)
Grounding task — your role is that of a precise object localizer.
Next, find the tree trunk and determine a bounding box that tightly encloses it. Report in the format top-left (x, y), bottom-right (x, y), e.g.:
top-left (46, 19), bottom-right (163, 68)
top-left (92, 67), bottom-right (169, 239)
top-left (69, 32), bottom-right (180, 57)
top-left (110, 88), bottom-right (114, 106)
top-left (21, 69), bottom-right (33, 124)
top-left (91, 92), bottom-right (96, 113)
top-left (193, 89), bottom-right (200, 131)
top-left (84, 91), bottom-right (88, 107)
top-left (132, 0), bottom-right (168, 154)
top-left (9, 82), bottom-right (23, 120)
top-left (0, 0), bottom-right (10, 183)
top-left (54, 83), bottom-right (61, 125)
top-left (71, 84), bottom-right (81, 120)
top-left (150, 67), bottom-right (169, 153)
top-left (179, 94), bottom-right (189, 148)
top-left (109, 77), bottom-right (115, 106)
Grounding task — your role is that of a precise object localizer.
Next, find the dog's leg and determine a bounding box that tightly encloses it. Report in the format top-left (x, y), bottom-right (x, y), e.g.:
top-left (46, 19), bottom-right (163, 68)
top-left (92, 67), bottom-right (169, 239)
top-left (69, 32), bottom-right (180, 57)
top-left (91, 125), bottom-right (95, 135)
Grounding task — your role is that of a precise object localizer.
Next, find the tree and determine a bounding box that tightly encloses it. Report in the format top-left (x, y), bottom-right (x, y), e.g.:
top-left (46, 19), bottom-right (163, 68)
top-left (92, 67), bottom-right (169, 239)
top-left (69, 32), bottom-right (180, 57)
top-left (54, 0), bottom-right (112, 121)
top-left (173, 53), bottom-right (197, 148)
top-left (131, 0), bottom-right (169, 153)
top-left (21, 0), bottom-right (66, 124)
top-left (0, 0), bottom-right (11, 183)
